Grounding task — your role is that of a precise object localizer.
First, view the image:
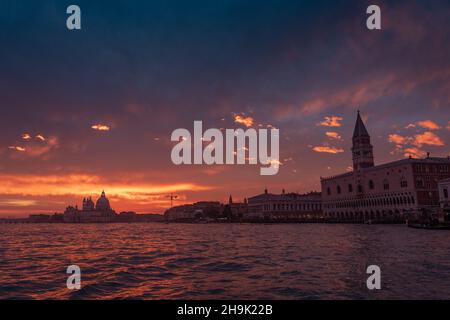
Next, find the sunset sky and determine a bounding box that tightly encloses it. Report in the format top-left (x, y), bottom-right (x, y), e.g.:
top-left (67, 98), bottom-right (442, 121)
top-left (0, 0), bottom-right (449, 216)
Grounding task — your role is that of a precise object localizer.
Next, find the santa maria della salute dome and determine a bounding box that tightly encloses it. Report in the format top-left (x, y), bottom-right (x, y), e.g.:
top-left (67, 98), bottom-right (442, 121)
top-left (64, 190), bottom-right (117, 223)
top-left (95, 191), bottom-right (111, 211)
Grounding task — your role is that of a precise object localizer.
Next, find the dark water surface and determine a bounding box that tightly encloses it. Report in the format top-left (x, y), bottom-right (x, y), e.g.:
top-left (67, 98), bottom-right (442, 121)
top-left (1, 223), bottom-right (450, 299)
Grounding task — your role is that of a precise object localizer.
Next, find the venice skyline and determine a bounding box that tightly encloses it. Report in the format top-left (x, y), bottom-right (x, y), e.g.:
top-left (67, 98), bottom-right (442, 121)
top-left (1, 0), bottom-right (449, 217)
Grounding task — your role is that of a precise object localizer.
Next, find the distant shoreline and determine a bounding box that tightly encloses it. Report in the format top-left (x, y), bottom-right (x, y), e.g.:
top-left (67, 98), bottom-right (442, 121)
top-left (0, 219), bottom-right (405, 225)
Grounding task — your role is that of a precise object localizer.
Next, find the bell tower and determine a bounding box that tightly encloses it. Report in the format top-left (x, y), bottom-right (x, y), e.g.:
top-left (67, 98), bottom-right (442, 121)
top-left (352, 111), bottom-right (374, 171)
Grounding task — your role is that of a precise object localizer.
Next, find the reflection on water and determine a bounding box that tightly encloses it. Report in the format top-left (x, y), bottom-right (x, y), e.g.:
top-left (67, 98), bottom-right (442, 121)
top-left (1, 223), bottom-right (450, 299)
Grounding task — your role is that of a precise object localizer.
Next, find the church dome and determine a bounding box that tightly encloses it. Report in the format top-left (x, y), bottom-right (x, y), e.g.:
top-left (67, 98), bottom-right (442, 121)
top-left (95, 191), bottom-right (111, 211)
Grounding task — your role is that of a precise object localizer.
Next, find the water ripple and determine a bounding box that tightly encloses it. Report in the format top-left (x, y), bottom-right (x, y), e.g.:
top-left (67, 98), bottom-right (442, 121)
top-left (1, 223), bottom-right (450, 299)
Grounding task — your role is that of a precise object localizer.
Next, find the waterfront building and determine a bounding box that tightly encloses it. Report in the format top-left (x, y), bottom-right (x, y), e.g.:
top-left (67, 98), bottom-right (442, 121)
top-left (321, 112), bottom-right (450, 222)
top-left (28, 213), bottom-right (63, 223)
top-left (227, 195), bottom-right (248, 219)
top-left (63, 191), bottom-right (117, 223)
top-left (438, 178), bottom-right (450, 209)
top-left (164, 201), bottom-right (222, 221)
top-left (246, 189), bottom-right (322, 220)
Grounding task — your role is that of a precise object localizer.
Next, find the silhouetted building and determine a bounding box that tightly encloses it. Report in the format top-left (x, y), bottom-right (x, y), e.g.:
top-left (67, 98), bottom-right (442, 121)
top-left (28, 214), bottom-right (51, 223)
top-left (63, 191), bottom-right (117, 223)
top-left (28, 213), bottom-right (63, 223)
top-left (164, 201), bottom-right (222, 221)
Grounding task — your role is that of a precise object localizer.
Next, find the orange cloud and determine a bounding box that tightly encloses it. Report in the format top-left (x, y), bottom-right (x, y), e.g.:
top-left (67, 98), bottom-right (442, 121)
top-left (317, 116), bottom-right (343, 127)
top-left (416, 120), bottom-right (441, 130)
top-left (0, 174), bottom-right (213, 199)
top-left (8, 136), bottom-right (59, 158)
top-left (404, 147), bottom-right (427, 158)
top-left (0, 199), bottom-right (38, 207)
top-left (388, 134), bottom-right (408, 145)
top-left (8, 146), bottom-right (26, 152)
top-left (325, 131), bottom-right (342, 140)
top-left (21, 133), bottom-right (31, 140)
top-left (234, 115), bottom-right (254, 127)
top-left (312, 146), bottom-right (344, 154)
top-left (388, 130), bottom-right (444, 158)
top-left (413, 131), bottom-right (444, 147)
top-left (91, 124), bottom-right (111, 131)
top-left (35, 134), bottom-right (46, 141)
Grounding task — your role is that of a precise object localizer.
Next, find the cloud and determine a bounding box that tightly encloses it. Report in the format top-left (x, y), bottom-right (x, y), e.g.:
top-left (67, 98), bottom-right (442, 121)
top-left (415, 120), bottom-right (441, 130)
top-left (0, 174), bottom-right (213, 199)
top-left (312, 146), bottom-right (344, 154)
top-left (388, 134), bottom-right (408, 145)
top-left (403, 148), bottom-right (427, 158)
top-left (26, 136), bottom-right (59, 157)
top-left (91, 124), bottom-right (111, 131)
top-left (267, 159), bottom-right (282, 168)
top-left (288, 65), bottom-right (450, 117)
top-left (317, 116), bottom-right (343, 127)
top-left (447, 121), bottom-right (450, 130)
top-left (325, 131), bottom-right (342, 140)
top-left (298, 75), bottom-right (398, 115)
top-left (0, 199), bottom-right (37, 207)
top-left (21, 133), bottom-right (31, 140)
top-left (413, 131), bottom-right (445, 147)
top-left (234, 115), bottom-right (254, 127)
top-left (7, 136), bottom-right (59, 158)
top-left (388, 131), bottom-right (444, 159)
top-left (8, 146), bottom-right (26, 152)
top-left (35, 134), bottom-right (46, 141)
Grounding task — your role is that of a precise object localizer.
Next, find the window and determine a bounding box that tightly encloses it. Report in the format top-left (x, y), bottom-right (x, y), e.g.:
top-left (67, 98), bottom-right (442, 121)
top-left (400, 178), bottom-right (407, 188)
top-left (416, 178), bottom-right (424, 188)
top-left (337, 186), bottom-right (341, 194)
top-left (444, 188), bottom-right (449, 199)
top-left (348, 184), bottom-right (353, 193)
top-left (369, 180), bottom-right (374, 190)
top-left (383, 179), bottom-right (389, 190)
top-left (327, 187), bottom-right (331, 196)
top-left (358, 185), bottom-right (363, 193)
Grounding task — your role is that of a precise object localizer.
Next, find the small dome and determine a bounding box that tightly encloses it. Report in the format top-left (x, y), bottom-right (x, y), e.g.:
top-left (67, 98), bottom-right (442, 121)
top-left (95, 191), bottom-right (111, 211)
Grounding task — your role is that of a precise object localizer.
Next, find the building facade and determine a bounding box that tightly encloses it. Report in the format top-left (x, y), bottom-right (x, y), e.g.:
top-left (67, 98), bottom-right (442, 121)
top-left (438, 178), bottom-right (450, 209)
top-left (321, 112), bottom-right (450, 222)
top-left (247, 189), bottom-right (322, 220)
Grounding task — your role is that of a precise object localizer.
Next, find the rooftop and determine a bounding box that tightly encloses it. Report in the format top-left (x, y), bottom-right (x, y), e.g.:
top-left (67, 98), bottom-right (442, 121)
top-left (321, 156), bottom-right (450, 181)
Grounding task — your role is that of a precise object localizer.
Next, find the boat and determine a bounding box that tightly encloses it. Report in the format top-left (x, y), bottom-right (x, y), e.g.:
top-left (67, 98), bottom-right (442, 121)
top-left (407, 222), bottom-right (450, 230)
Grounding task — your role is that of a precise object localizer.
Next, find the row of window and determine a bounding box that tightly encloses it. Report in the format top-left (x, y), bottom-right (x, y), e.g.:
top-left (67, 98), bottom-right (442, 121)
top-left (327, 210), bottom-right (404, 220)
top-left (327, 178), bottom-right (408, 196)
top-left (414, 164), bottom-right (450, 174)
top-left (257, 202), bottom-right (322, 212)
top-left (416, 176), bottom-right (448, 189)
top-left (324, 195), bottom-right (415, 210)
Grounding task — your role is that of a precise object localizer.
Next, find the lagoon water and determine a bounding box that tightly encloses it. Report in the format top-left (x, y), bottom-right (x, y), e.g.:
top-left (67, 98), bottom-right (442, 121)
top-left (1, 223), bottom-right (450, 299)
